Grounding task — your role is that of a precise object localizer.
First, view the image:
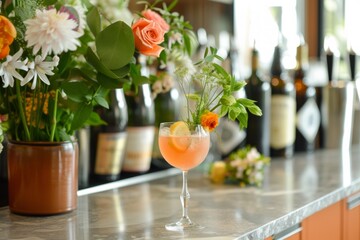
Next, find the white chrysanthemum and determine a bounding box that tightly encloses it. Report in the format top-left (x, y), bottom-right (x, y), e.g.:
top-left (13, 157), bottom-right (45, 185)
top-left (22, 56), bottom-right (59, 89)
top-left (0, 48), bottom-right (28, 88)
top-left (24, 9), bottom-right (82, 57)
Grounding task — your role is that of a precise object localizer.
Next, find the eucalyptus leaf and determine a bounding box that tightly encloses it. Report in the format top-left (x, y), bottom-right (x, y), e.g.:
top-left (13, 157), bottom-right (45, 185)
top-left (96, 21), bottom-right (135, 70)
top-left (112, 64), bottom-right (130, 78)
top-left (85, 47), bottom-right (119, 79)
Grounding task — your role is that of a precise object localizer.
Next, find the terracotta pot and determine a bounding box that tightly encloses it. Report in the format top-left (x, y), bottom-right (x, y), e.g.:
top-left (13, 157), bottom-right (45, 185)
top-left (7, 141), bottom-right (78, 215)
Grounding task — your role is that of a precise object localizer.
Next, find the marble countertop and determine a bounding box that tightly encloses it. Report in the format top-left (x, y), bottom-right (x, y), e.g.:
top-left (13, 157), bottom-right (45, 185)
top-left (1, 147), bottom-right (360, 240)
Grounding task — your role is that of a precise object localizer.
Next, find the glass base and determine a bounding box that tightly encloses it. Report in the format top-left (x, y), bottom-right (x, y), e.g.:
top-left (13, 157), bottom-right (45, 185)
top-left (165, 217), bottom-right (204, 231)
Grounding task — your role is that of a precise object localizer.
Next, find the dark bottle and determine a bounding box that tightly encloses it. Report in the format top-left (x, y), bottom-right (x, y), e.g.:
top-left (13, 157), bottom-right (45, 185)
top-left (122, 83), bottom-right (155, 175)
top-left (90, 88), bottom-right (128, 184)
top-left (294, 43), bottom-right (321, 152)
top-left (270, 45), bottom-right (296, 158)
top-left (245, 48), bottom-right (271, 156)
top-left (151, 67), bottom-right (180, 169)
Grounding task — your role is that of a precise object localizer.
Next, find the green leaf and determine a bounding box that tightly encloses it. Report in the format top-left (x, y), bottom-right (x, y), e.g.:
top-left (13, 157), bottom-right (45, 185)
top-left (219, 105), bottom-right (228, 117)
top-left (112, 64), bottom-right (131, 78)
top-left (229, 106), bottom-right (241, 120)
top-left (183, 30), bottom-right (197, 56)
top-left (213, 63), bottom-right (229, 77)
top-left (237, 98), bottom-right (257, 107)
top-left (71, 104), bottom-right (93, 131)
top-left (86, 112), bottom-right (107, 126)
top-left (167, 0), bottom-right (179, 11)
top-left (248, 105), bottom-right (262, 116)
top-left (62, 81), bottom-right (91, 103)
top-left (43, 0), bottom-right (57, 6)
top-left (94, 95), bottom-right (109, 109)
top-left (85, 47), bottom-right (119, 79)
top-left (234, 81), bottom-right (247, 91)
top-left (86, 7), bottom-right (101, 37)
top-left (96, 21), bottom-right (135, 70)
top-left (97, 72), bottom-right (126, 89)
top-left (186, 93), bottom-right (200, 102)
top-left (237, 112), bottom-right (248, 129)
top-left (220, 95), bottom-right (236, 106)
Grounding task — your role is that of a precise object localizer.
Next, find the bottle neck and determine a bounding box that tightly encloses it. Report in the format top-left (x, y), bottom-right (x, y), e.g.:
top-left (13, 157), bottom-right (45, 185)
top-left (271, 46), bottom-right (282, 77)
top-left (251, 51), bottom-right (259, 73)
top-left (295, 44), bottom-right (309, 73)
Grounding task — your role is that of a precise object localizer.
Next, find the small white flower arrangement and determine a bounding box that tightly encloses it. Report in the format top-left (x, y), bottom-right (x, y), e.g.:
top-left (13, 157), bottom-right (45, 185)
top-left (209, 146), bottom-right (270, 187)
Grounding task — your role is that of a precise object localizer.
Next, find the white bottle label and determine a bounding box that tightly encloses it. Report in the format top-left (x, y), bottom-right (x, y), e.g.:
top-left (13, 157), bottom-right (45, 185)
top-left (296, 98), bottom-right (321, 143)
top-left (123, 126), bottom-right (155, 172)
top-left (95, 132), bottom-right (127, 175)
top-left (270, 95), bottom-right (296, 149)
top-left (218, 118), bottom-right (246, 155)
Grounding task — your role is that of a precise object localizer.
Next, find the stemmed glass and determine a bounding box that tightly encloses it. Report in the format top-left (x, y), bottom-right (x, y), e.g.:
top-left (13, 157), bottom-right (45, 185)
top-left (158, 122), bottom-right (210, 231)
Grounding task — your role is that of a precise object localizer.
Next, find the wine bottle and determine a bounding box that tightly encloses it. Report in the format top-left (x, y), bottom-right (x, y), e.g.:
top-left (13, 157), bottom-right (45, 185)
top-left (294, 43), bottom-right (321, 152)
top-left (90, 88), bottom-right (128, 184)
top-left (245, 48), bottom-right (271, 156)
top-left (122, 83), bottom-right (155, 175)
top-left (151, 67), bottom-right (180, 169)
top-left (270, 45), bottom-right (296, 158)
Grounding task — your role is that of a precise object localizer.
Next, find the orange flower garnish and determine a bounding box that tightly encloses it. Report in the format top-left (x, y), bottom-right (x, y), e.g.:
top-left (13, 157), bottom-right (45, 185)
top-left (0, 15), bottom-right (17, 60)
top-left (200, 111), bottom-right (219, 132)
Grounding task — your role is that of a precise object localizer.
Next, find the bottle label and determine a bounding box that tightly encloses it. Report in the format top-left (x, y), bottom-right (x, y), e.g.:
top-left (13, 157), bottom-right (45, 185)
top-left (270, 95), bottom-right (296, 149)
top-left (218, 118), bottom-right (246, 155)
top-left (95, 132), bottom-right (127, 175)
top-left (296, 98), bottom-right (321, 143)
top-left (123, 126), bottom-right (155, 172)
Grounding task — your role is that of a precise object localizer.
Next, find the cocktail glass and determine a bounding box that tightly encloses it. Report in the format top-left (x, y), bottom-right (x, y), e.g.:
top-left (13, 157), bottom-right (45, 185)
top-left (158, 122), bottom-right (210, 231)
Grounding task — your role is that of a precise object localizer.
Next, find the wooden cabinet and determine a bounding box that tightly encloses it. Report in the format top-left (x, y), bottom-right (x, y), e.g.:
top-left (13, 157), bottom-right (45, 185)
top-left (266, 194), bottom-right (360, 240)
top-left (302, 201), bottom-right (342, 240)
top-left (270, 223), bottom-right (302, 240)
top-left (343, 192), bottom-right (360, 240)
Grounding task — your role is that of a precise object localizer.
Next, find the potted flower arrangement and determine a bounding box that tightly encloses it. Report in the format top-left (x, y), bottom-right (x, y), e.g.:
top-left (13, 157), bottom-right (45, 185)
top-left (0, 0), bottom-right (135, 215)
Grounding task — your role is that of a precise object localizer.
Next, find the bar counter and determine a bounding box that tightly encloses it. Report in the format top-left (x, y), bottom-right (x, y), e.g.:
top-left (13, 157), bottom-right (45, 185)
top-left (1, 147), bottom-right (360, 240)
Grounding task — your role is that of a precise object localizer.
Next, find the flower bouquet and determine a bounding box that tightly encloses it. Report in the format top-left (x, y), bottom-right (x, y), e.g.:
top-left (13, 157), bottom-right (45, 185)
top-left (0, 0), bottom-right (135, 144)
top-left (209, 146), bottom-right (270, 187)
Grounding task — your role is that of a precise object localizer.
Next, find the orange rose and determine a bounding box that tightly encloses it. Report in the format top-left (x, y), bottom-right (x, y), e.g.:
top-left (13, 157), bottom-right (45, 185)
top-left (200, 112), bottom-right (219, 132)
top-left (0, 15), bottom-right (16, 60)
top-left (132, 18), bottom-right (165, 57)
top-left (142, 9), bottom-right (170, 32)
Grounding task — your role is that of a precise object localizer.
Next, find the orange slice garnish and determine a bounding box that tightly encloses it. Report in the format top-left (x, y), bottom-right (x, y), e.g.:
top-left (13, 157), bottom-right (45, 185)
top-left (169, 121), bottom-right (191, 151)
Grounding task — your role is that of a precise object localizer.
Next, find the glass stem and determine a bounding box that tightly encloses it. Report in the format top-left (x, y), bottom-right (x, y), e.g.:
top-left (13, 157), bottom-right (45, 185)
top-left (181, 171), bottom-right (190, 221)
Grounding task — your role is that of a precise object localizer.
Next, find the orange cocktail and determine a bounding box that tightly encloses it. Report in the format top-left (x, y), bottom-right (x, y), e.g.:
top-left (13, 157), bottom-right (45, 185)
top-left (158, 135), bottom-right (210, 171)
top-left (158, 121), bottom-right (210, 231)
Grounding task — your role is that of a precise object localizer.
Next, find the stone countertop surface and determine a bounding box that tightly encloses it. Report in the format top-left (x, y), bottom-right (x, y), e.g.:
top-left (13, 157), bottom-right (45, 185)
top-left (1, 148), bottom-right (360, 240)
